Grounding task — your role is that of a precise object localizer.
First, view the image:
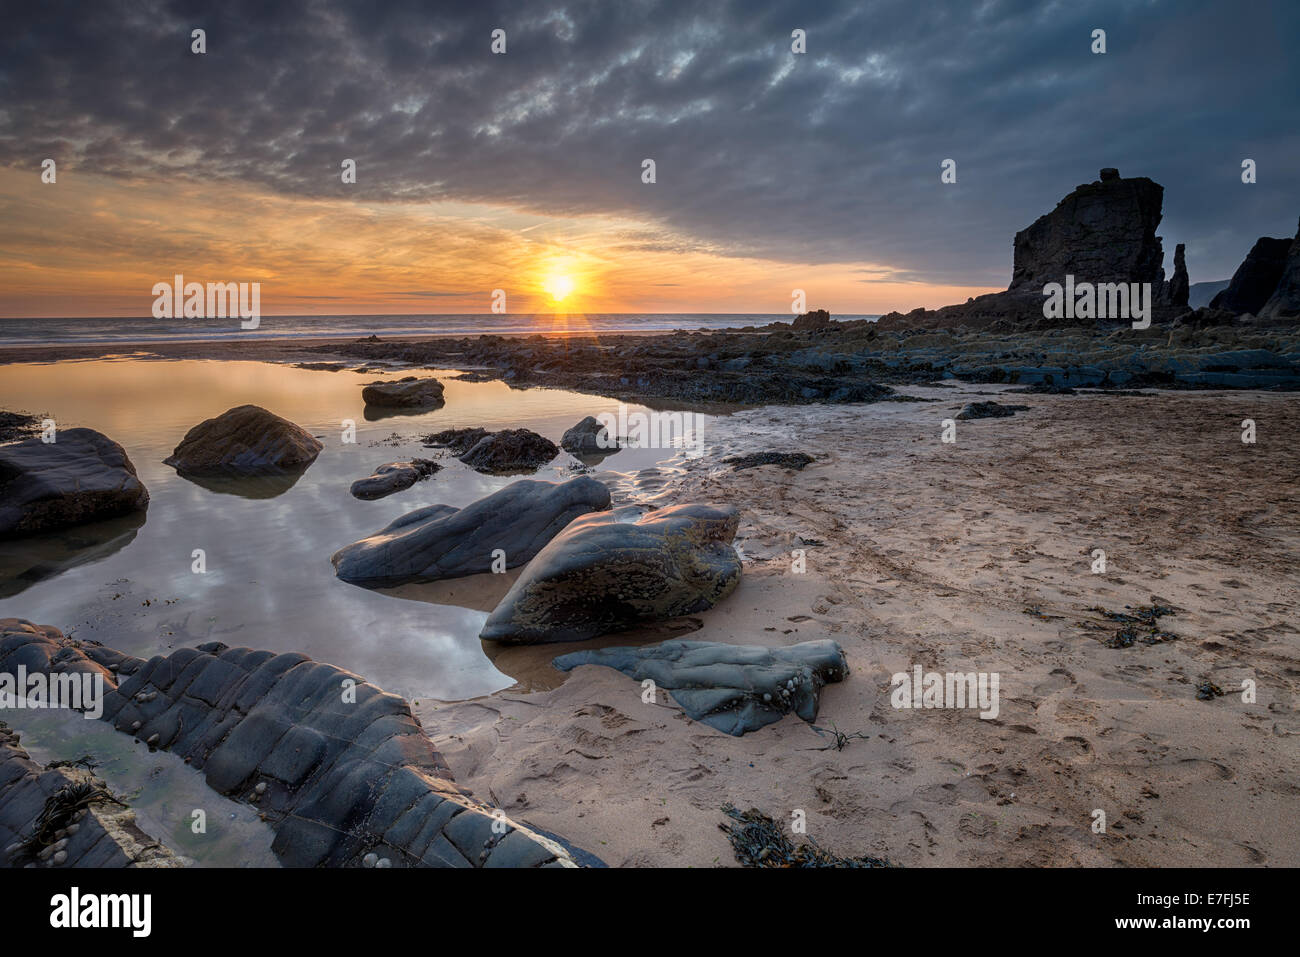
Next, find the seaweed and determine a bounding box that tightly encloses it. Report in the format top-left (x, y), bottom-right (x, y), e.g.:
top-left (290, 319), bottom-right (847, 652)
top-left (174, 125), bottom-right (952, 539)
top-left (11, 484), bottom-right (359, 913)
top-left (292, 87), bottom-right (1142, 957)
top-left (719, 804), bottom-right (894, 868)
top-left (16, 780), bottom-right (126, 861)
top-left (807, 723), bottom-right (870, 752)
top-left (1195, 681), bottom-right (1225, 701)
top-left (1087, 602), bottom-right (1179, 648)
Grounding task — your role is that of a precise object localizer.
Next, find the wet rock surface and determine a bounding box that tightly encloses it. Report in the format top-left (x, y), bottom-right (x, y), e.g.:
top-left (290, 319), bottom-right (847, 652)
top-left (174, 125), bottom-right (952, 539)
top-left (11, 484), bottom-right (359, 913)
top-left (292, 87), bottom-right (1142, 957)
top-left (457, 428), bottom-right (559, 474)
top-left (481, 504), bottom-right (742, 644)
top-left (0, 618), bottom-right (579, 868)
top-left (553, 638), bottom-right (848, 736)
top-left (1, 722), bottom-right (184, 869)
top-left (164, 404), bottom-right (323, 476)
top-left (422, 427), bottom-right (490, 453)
top-left (0, 411), bottom-right (41, 443)
top-left (955, 401), bottom-right (1031, 420)
top-left (349, 459), bottom-right (440, 500)
top-left (333, 476), bottom-right (611, 586)
top-left (361, 376), bottom-right (446, 408)
top-left (0, 428), bottom-right (149, 538)
top-left (560, 416), bottom-right (617, 454)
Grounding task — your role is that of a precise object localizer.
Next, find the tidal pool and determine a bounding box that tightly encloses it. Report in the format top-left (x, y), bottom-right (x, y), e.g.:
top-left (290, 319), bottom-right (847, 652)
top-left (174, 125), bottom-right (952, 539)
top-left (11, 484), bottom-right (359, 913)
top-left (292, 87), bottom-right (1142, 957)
top-left (0, 357), bottom-right (712, 702)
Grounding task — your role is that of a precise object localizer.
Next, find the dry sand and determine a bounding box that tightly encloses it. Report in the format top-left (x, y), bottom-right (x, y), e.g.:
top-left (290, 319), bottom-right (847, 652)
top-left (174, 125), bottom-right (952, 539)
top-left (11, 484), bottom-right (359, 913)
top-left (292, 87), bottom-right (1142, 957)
top-left (420, 383), bottom-right (1300, 867)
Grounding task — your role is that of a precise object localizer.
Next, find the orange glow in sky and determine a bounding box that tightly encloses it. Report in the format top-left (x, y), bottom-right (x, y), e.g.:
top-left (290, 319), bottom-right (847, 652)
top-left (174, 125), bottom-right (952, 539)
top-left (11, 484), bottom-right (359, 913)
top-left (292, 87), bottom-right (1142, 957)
top-left (0, 167), bottom-right (998, 319)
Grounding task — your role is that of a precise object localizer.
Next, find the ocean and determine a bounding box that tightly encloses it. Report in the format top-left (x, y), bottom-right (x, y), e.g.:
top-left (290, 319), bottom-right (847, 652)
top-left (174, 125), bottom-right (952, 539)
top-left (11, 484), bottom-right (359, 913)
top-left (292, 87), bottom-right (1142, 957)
top-left (0, 313), bottom-right (880, 346)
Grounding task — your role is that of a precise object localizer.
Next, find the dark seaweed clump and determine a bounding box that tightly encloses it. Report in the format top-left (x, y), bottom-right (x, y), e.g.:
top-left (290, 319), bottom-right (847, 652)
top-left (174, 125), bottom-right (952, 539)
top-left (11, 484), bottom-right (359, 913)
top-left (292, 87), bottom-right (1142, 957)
top-left (719, 804), bottom-right (893, 868)
top-left (1091, 603), bottom-right (1179, 648)
top-left (722, 452), bottom-right (815, 471)
top-left (1195, 681), bottom-right (1226, 701)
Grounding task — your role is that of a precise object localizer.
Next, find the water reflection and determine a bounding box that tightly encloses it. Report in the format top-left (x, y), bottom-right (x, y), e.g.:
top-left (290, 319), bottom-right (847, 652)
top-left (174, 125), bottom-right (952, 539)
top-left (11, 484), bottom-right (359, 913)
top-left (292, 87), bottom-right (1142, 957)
top-left (0, 358), bottom-right (712, 702)
top-left (0, 510), bottom-right (146, 599)
top-left (172, 467), bottom-right (310, 499)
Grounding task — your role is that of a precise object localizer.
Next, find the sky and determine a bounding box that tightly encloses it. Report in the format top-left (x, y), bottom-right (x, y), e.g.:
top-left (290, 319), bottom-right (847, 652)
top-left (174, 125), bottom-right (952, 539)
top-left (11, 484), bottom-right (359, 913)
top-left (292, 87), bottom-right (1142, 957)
top-left (0, 0), bottom-right (1297, 318)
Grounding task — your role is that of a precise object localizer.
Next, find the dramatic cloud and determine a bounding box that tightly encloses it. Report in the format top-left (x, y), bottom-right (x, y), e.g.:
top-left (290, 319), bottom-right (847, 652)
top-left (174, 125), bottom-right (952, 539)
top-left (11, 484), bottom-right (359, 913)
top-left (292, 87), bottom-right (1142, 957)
top-left (1, 0), bottom-right (1297, 304)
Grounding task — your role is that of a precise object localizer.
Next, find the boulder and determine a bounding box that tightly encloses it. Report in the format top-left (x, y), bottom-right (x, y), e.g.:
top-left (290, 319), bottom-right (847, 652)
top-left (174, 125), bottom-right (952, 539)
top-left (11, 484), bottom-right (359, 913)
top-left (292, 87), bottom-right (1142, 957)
top-left (560, 416), bottom-right (617, 455)
top-left (480, 504), bottom-right (742, 644)
top-left (349, 459), bottom-right (440, 500)
top-left (332, 476), bottom-right (611, 586)
top-left (164, 405), bottom-right (322, 476)
top-left (553, 638), bottom-right (848, 736)
top-left (458, 429), bottom-right (559, 474)
top-left (1210, 236), bottom-right (1292, 315)
top-left (1259, 217), bottom-right (1300, 320)
top-left (360, 376), bottom-right (446, 408)
top-left (0, 618), bottom-right (581, 868)
top-left (0, 428), bottom-right (149, 538)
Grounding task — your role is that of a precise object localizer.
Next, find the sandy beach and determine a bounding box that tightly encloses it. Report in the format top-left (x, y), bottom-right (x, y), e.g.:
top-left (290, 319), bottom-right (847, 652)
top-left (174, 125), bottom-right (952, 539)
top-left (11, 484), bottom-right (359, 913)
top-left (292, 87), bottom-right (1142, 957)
top-left (418, 381), bottom-right (1300, 867)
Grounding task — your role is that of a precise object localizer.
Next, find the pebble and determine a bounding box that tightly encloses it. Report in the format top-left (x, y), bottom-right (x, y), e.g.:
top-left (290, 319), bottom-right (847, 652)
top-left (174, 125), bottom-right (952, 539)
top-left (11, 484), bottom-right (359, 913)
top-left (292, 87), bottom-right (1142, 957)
top-left (52, 851), bottom-right (67, 865)
top-left (362, 852), bottom-right (378, 868)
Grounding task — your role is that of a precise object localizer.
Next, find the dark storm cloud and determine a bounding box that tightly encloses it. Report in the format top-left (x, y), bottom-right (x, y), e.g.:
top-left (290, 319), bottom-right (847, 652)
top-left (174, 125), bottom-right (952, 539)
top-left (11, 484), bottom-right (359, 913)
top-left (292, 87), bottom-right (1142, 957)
top-left (2, 0), bottom-right (1297, 284)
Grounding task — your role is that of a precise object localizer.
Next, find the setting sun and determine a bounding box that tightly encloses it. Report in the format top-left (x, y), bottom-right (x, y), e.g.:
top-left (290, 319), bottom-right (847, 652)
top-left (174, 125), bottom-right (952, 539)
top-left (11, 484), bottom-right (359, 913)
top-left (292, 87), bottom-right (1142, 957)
top-left (545, 274), bottom-right (576, 302)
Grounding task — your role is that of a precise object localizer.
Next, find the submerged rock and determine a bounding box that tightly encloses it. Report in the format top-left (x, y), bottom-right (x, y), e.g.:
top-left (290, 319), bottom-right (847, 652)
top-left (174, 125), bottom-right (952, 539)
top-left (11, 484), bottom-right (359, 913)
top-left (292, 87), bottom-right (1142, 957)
top-left (361, 376), bottom-right (446, 408)
top-left (0, 618), bottom-right (581, 868)
top-left (560, 416), bottom-right (617, 455)
top-left (955, 401), bottom-right (1031, 420)
top-left (481, 504), bottom-right (742, 644)
top-left (349, 459), bottom-right (440, 500)
top-left (554, 638), bottom-right (848, 736)
top-left (333, 476), bottom-right (611, 586)
top-left (458, 428), bottom-right (559, 474)
top-left (0, 428), bottom-right (149, 538)
top-left (164, 404), bottom-right (322, 476)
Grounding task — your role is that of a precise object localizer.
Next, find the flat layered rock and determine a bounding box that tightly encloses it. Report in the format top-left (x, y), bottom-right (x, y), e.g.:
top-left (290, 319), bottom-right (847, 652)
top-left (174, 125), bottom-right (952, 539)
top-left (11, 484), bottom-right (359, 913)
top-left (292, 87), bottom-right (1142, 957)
top-left (481, 503), bottom-right (742, 644)
top-left (333, 476), bottom-right (611, 586)
top-left (164, 404), bottom-right (322, 476)
top-left (0, 618), bottom-right (579, 869)
top-left (554, 638), bottom-right (848, 736)
top-left (0, 428), bottom-right (149, 538)
top-left (349, 459), bottom-right (440, 500)
top-left (361, 376), bottom-right (446, 408)
top-left (458, 429), bottom-right (559, 473)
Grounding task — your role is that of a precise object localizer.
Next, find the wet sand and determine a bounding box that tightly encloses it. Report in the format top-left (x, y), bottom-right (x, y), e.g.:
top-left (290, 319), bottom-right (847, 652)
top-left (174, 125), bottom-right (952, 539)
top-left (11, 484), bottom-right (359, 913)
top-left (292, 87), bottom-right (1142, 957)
top-left (423, 383), bottom-right (1300, 867)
